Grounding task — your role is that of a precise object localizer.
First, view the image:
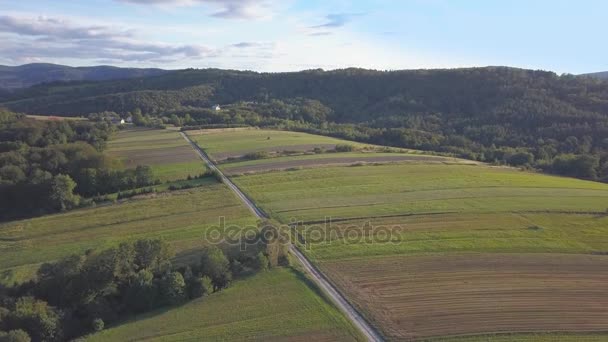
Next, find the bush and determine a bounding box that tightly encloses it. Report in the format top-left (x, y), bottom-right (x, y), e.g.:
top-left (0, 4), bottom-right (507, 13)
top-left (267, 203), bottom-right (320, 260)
top-left (243, 151), bottom-right (269, 160)
top-left (334, 144), bottom-right (354, 152)
top-left (0, 330), bottom-right (31, 342)
top-left (91, 318), bottom-right (104, 332)
top-left (159, 272), bottom-right (186, 305)
top-left (255, 252), bottom-right (269, 271)
top-left (187, 276), bottom-right (213, 299)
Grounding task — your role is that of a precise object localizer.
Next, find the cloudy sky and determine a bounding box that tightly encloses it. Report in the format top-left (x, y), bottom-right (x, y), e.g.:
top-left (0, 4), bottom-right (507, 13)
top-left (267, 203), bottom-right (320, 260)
top-left (0, 0), bottom-right (606, 73)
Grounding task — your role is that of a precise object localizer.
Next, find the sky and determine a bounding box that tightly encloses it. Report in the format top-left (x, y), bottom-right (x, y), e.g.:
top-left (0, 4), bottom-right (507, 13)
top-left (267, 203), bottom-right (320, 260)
top-left (0, 0), bottom-right (606, 74)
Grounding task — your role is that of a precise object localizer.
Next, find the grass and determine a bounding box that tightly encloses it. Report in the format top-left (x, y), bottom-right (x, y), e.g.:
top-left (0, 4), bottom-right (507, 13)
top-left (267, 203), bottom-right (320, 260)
top-left (0, 184), bottom-right (256, 285)
top-left (191, 129), bottom-right (373, 160)
top-left (232, 163), bottom-right (608, 224)
top-left (87, 268), bottom-right (364, 341)
top-left (108, 128), bottom-right (205, 182)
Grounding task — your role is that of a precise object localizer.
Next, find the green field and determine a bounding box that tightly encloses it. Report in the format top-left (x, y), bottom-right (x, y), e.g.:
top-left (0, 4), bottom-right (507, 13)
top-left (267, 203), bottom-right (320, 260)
top-left (108, 128), bottom-right (205, 182)
top-left (232, 163), bottom-right (608, 226)
top-left (190, 129), bottom-right (375, 160)
top-left (87, 268), bottom-right (363, 341)
top-left (194, 129), bottom-right (608, 340)
top-left (0, 183), bottom-right (255, 285)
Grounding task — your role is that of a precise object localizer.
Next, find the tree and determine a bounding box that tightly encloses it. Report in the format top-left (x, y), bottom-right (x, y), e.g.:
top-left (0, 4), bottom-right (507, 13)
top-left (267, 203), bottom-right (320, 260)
top-left (159, 272), bottom-right (186, 305)
top-left (50, 174), bottom-right (79, 210)
top-left (3, 297), bottom-right (62, 342)
top-left (255, 252), bottom-right (269, 271)
top-left (124, 269), bottom-right (157, 313)
top-left (0, 330), bottom-right (31, 342)
top-left (186, 276), bottom-right (213, 299)
top-left (133, 239), bottom-right (173, 273)
top-left (200, 246), bottom-right (232, 291)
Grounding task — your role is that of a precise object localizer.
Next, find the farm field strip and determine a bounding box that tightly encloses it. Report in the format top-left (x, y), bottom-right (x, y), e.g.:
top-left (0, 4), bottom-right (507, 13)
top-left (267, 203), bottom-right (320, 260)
top-left (88, 268), bottom-right (365, 341)
top-left (321, 253), bottom-right (608, 341)
top-left (221, 152), bottom-right (465, 175)
top-left (232, 164), bottom-right (608, 222)
top-left (108, 128), bottom-right (205, 181)
top-left (191, 129), bottom-right (376, 160)
top-left (297, 212), bottom-right (608, 262)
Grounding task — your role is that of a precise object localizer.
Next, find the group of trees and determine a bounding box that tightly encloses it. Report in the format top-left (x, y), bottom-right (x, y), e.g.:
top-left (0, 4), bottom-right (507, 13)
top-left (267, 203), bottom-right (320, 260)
top-left (0, 225), bottom-right (289, 341)
top-left (0, 110), bottom-right (160, 221)
top-left (2, 67), bottom-right (608, 182)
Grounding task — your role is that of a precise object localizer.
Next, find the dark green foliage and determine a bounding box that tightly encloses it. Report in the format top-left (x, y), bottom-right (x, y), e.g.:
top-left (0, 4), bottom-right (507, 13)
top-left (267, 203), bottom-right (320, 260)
top-left (91, 318), bottom-right (104, 332)
top-left (334, 144), bottom-right (354, 152)
top-left (255, 252), bottom-right (269, 271)
top-left (186, 276), bottom-right (213, 299)
top-left (0, 329), bottom-right (31, 342)
top-left (0, 110), bottom-right (162, 220)
top-left (243, 151), bottom-right (269, 160)
top-left (1, 297), bottom-right (62, 342)
top-left (159, 272), bottom-right (186, 305)
top-left (200, 246), bottom-right (232, 292)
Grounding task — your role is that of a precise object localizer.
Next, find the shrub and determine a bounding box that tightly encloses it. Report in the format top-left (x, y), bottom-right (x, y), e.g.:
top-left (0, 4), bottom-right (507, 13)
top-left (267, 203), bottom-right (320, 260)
top-left (187, 276), bottom-right (213, 299)
top-left (334, 144), bottom-right (354, 152)
top-left (0, 330), bottom-right (31, 342)
top-left (91, 318), bottom-right (104, 332)
top-left (243, 151), bottom-right (269, 160)
top-left (159, 272), bottom-right (186, 305)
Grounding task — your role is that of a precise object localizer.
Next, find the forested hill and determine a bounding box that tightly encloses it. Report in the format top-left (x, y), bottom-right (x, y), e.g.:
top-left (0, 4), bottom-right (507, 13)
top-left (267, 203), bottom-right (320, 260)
top-left (0, 63), bottom-right (168, 90)
top-left (2, 66), bottom-right (608, 181)
top-left (583, 71), bottom-right (608, 80)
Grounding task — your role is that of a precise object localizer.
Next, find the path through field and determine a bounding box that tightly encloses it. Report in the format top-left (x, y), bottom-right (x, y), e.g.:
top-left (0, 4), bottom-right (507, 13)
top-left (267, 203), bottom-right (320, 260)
top-left (181, 132), bottom-right (384, 342)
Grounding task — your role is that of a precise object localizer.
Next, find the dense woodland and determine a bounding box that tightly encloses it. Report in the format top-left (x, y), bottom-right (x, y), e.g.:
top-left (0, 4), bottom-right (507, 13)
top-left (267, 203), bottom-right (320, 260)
top-left (0, 222), bottom-right (289, 341)
top-left (0, 111), bottom-right (162, 221)
top-left (1, 67), bottom-right (607, 182)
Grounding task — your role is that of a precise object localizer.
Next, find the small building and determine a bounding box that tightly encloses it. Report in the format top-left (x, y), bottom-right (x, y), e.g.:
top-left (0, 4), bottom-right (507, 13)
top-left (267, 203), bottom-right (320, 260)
top-left (213, 104), bottom-right (221, 111)
top-left (120, 119), bottom-right (126, 124)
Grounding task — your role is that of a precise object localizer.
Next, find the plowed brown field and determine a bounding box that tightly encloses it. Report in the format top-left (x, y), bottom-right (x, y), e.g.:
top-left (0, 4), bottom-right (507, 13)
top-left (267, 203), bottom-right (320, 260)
top-left (322, 253), bottom-right (608, 341)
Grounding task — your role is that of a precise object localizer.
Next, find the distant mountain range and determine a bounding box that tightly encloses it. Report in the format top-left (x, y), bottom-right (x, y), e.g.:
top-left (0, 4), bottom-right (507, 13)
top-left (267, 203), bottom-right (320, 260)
top-left (0, 63), bottom-right (168, 90)
top-left (581, 71), bottom-right (608, 80)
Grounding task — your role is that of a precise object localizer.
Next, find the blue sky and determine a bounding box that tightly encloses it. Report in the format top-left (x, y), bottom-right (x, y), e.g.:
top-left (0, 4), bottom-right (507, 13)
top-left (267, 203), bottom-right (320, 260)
top-left (0, 0), bottom-right (606, 73)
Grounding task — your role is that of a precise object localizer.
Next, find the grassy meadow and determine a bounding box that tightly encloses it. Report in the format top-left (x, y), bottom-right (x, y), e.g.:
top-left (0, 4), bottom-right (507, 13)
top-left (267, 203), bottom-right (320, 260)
top-left (0, 182), bottom-right (255, 285)
top-left (87, 268), bottom-right (364, 342)
top-left (108, 128), bottom-right (205, 182)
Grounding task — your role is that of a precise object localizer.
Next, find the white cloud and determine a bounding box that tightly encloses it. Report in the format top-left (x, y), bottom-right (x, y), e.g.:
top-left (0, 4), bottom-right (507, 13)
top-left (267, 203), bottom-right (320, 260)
top-left (0, 14), bottom-right (274, 64)
top-left (116, 0), bottom-right (277, 19)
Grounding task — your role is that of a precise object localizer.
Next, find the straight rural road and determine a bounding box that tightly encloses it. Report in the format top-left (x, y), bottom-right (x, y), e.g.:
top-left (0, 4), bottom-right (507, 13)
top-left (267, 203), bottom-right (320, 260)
top-left (181, 132), bottom-right (384, 342)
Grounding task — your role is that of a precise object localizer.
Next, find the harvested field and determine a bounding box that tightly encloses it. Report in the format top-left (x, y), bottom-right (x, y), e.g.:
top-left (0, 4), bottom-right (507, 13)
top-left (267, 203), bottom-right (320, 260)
top-left (223, 153), bottom-right (457, 175)
top-left (321, 253), bottom-right (608, 341)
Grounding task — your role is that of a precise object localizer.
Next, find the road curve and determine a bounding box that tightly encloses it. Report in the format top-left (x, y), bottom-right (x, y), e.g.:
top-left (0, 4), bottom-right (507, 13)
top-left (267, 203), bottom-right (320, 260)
top-left (181, 132), bottom-right (384, 342)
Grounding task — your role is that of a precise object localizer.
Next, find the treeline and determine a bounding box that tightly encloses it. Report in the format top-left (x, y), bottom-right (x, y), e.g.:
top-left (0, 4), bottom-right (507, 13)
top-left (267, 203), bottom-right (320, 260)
top-left (0, 110), bottom-right (160, 221)
top-left (0, 222), bottom-right (288, 341)
top-left (3, 67), bottom-right (608, 181)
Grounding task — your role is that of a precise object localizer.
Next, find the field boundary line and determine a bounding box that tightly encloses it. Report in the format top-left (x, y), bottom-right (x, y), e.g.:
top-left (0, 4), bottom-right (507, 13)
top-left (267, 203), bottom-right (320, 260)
top-left (181, 132), bottom-right (384, 342)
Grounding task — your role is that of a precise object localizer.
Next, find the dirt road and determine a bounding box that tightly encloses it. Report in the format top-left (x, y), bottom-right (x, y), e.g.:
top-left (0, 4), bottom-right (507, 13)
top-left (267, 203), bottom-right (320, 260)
top-left (181, 132), bottom-right (383, 342)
